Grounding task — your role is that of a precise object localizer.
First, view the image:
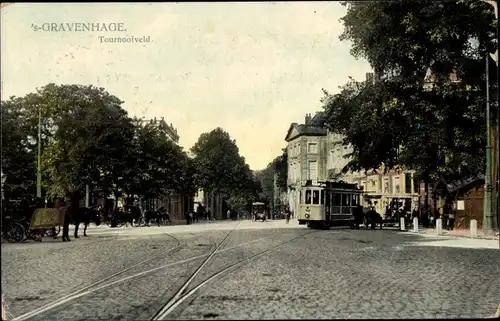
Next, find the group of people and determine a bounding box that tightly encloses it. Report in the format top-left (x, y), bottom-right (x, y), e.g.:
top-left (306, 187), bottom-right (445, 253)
top-left (186, 206), bottom-right (212, 224)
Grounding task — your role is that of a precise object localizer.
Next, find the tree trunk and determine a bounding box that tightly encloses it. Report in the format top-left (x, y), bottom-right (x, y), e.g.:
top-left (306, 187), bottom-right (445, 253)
top-left (424, 180), bottom-right (429, 211)
top-left (210, 190), bottom-right (215, 220)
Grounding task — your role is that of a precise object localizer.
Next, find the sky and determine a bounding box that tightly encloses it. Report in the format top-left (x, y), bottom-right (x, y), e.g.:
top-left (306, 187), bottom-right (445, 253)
top-left (1, 2), bottom-right (371, 170)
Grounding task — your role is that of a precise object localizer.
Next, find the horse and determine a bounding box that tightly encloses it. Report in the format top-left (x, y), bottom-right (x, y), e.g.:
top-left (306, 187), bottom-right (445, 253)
top-left (123, 205), bottom-right (144, 226)
top-left (365, 208), bottom-right (383, 230)
top-left (144, 208), bottom-right (171, 227)
top-left (73, 205), bottom-right (103, 237)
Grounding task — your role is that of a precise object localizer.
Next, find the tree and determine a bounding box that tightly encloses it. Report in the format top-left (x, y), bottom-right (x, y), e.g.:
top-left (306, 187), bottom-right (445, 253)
top-left (323, 0), bottom-right (497, 183)
top-left (1, 95), bottom-right (37, 198)
top-left (122, 118), bottom-right (195, 201)
top-left (190, 128), bottom-right (258, 214)
top-left (272, 149), bottom-right (288, 190)
top-left (254, 167), bottom-right (274, 204)
top-left (191, 128), bottom-right (244, 194)
top-left (2, 84), bottom-right (136, 200)
top-left (36, 84), bottom-right (135, 199)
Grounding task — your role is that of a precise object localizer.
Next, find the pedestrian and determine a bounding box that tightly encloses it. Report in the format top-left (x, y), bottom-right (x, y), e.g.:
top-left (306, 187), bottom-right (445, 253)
top-left (285, 209), bottom-right (290, 224)
top-left (448, 210), bottom-right (455, 230)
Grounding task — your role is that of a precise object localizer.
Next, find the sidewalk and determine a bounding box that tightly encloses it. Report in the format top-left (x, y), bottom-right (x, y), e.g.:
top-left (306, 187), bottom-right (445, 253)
top-left (418, 227), bottom-right (499, 241)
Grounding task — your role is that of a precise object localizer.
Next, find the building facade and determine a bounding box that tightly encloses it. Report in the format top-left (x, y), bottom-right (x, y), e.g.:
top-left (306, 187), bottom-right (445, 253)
top-left (284, 113), bottom-right (328, 213)
top-left (285, 110), bottom-right (419, 215)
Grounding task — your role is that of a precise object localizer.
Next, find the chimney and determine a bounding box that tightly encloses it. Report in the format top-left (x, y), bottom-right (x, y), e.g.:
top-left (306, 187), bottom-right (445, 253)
top-left (305, 113), bottom-right (311, 125)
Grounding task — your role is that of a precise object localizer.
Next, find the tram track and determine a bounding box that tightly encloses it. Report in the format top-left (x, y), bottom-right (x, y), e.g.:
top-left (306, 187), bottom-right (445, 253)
top-left (11, 225), bottom-right (273, 321)
top-left (151, 229), bottom-right (319, 320)
top-left (10, 223), bottom-right (311, 321)
top-left (12, 233), bottom-right (184, 321)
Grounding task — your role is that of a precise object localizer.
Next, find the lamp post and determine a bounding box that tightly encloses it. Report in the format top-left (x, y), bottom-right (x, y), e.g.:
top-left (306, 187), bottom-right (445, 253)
top-left (36, 106), bottom-right (42, 198)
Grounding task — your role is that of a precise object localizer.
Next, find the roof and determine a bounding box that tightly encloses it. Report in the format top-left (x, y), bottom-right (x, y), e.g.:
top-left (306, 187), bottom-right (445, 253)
top-left (309, 111), bottom-right (327, 127)
top-left (436, 174), bottom-right (485, 193)
top-left (284, 123), bottom-right (327, 142)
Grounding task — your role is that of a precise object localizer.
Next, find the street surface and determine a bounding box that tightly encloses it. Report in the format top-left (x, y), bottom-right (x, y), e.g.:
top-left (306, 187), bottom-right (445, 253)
top-left (2, 220), bottom-right (499, 320)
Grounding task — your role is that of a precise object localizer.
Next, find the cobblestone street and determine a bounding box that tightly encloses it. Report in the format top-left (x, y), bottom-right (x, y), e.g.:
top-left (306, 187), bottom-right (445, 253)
top-left (2, 221), bottom-right (499, 320)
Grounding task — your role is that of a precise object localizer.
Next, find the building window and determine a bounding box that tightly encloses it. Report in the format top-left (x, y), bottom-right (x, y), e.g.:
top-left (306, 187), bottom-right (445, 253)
top-left (393, 176), bottom-right (400, 194)
top-left (384, 181), bottom-right (390, 194)
top-left (308, 143), bottom-right (318, 154)
top-left (405, 173), bottom-right (412, 194)
top-left (308, 161), bottom-right (318, 180)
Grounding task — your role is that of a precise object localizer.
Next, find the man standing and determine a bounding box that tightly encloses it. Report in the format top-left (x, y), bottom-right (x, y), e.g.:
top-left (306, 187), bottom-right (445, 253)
top-left (61, 198), bottom-right (72, 242)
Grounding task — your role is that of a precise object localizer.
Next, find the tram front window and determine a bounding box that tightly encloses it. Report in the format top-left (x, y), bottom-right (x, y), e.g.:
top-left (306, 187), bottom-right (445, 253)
top-left (312, 190), bottom-right (320, 204)
top-left (305, 190), bottom-right (312, 204)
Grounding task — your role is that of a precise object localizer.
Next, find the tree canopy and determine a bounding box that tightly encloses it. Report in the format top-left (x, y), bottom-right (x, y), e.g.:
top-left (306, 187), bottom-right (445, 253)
top-left (256, 149), bottom-right (288, 205)
top-left (323, 0), bottom-right (498, 182)
top-left (1, 83), bottom-right (195, 202)
top-left (190, 128), bottom-right (261, 211)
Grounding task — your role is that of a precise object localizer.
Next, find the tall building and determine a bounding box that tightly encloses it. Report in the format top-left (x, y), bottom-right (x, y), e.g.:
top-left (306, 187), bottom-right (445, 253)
top-left (141, 117), bottom-right (180, 144)
top-left (284, 112), bottom-right (328, 213)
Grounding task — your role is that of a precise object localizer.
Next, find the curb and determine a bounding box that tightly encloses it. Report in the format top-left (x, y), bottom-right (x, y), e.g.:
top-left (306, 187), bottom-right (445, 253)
top-left (416, 229), bottom-right (499, 241)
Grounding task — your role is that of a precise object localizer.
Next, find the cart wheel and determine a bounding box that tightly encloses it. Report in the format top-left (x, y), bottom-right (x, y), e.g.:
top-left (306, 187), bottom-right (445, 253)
top-left (31, 230), bottom-right (44, 242)
top-left (5, 222), bottom-right (25, 243)
top-left (46, 227), bottom-right (61, 237)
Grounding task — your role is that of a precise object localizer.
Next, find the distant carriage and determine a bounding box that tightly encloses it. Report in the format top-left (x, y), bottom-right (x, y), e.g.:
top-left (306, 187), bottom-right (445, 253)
top-left (252, 202), bottom-right (267, 222)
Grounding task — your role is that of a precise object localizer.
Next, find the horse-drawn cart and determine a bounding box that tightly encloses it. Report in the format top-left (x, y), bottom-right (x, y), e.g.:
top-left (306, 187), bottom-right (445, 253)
top-left (1, 201), bottom-right (62, 243)
top-left (28, 208), bottom-right (65, 241)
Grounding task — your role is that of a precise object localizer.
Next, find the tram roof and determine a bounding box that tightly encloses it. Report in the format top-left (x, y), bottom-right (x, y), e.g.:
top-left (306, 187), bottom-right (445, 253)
top-left (302, 180), bottom-right (362, 191)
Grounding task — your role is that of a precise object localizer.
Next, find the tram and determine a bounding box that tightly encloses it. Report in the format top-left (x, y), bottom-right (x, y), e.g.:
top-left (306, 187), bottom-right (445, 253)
top-left (297, 180), bottom-right (363, 229)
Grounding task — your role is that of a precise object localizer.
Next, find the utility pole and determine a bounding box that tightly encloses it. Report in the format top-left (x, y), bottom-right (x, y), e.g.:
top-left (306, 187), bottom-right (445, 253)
top-left (482, 0), bottom-right (499, 234)
top-left (484, 53), bottom-right (494, 234)
top-left (493, 0), bottom-right (500, 234)
top-left (495, 0), bottom-right (500, 235)
top-left (36, 106), bottom-right (42, 198)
